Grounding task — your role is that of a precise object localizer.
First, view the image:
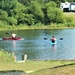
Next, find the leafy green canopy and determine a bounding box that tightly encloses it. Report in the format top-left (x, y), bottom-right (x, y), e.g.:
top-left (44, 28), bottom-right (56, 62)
top-left (0, 0), bottom-right (74, 27)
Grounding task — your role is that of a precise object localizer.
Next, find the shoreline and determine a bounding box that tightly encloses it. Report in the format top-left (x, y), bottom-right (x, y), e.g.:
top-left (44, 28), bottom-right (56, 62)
top-left (0, 26), bottom-right (75, 31)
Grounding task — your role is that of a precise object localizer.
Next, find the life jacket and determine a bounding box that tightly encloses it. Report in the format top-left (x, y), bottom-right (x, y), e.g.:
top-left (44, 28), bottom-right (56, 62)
top-left (51, 38), bottom-right (55, 43)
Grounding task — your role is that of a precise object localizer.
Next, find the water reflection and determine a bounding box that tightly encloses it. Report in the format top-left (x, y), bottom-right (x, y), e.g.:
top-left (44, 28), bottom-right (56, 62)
top-left (0, 71), bottom-right (25, 75)
top-left (51, 44), bottom-right (57, 53)
top-left (12, 41), bottom-right (16, 51)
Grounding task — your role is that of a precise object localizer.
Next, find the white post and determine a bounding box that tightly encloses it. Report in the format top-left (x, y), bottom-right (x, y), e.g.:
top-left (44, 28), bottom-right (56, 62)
top-left (24, 54), bottom-right (27, 61)
top-left (13, 54), bottom-right (27, 62)
top-left (22, 54), bottom-right (27, 62)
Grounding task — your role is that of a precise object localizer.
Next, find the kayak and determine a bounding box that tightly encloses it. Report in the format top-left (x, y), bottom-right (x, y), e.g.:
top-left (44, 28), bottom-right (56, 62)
top-left (2, 37), bottom-right (23, 40)
top-left (50, 41), bottom-right (57, 45)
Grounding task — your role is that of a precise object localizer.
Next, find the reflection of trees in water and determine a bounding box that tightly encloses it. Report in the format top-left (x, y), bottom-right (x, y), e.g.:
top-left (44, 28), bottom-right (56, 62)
top-left (21, 30), bottom-right (41, 40)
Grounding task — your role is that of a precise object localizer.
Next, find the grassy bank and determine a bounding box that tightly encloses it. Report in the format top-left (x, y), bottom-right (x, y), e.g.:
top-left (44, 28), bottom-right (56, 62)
top-left (27, 61), bottom-right (75, 75)
top-left (0, 60), bottom-right (75, 72)
top-left (0, 24), bottom-right (75, 31)
top-left (0, 60), bottom-right (75, 75)
top-left (0, 51), bottom-right (75, 75)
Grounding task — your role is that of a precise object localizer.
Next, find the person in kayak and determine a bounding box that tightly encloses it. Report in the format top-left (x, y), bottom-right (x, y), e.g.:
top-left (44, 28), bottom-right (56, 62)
top-left (50, 36), bottom-right (57, 43)
top-left (11, 33), bottom-right (17, 38)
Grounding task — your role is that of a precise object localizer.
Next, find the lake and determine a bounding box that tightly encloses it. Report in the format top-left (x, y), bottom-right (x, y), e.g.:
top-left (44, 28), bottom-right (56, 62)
top-left (0, 28), bottom-right (75, 60)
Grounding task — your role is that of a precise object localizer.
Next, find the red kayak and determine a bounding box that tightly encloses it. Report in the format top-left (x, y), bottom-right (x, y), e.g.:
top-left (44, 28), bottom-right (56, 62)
top-left (2, 37), bottom-right (23, 40)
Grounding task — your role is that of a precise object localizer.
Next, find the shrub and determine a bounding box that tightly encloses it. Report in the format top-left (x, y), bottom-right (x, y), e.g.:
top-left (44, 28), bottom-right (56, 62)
top-left (0, 50), bottom-right (14, 62)
top-left (64, 16), bottom-right (74, 23)
top-left (65, 22), bottom-right (75, 27)
top-left (63, 15), bottom-right (75, 27)
top-left (45, 1), bottom-right (64, 24)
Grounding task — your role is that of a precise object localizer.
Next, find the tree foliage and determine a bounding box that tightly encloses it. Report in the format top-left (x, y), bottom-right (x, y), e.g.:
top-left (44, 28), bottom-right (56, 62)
top-left (0, 0), bottom-right (74, 27)
top-left (0, 0), bottom-right (17, 11)
top-left (44, 1), bottom-right (64, 24)
top-left (0, 9), bottom-right (8, 20)
top-left (28, 1), bottom-right (44, 24)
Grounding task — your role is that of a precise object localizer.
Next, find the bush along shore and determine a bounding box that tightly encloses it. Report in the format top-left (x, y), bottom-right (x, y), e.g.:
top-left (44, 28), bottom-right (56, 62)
top-left (0, 23), bottom-right (75, 31)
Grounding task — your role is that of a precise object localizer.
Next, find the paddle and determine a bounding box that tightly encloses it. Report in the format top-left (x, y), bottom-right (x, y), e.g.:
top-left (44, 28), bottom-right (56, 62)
top-left (6, 32), bottom-right (17, 37)
top-left (59, 38), bottom-right (63, 40)
top-left (44, 38), bottom-right (48, 40)
top-left (6, 32), bottom-right (12, 35)
top-left (6, 32), bottom-right (8, 34)
top-left (44, 38), bottom-right (63, 40)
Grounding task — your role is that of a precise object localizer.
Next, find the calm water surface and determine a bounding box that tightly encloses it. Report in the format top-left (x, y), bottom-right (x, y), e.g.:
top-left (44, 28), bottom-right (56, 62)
top-left (0, 29), bottom-right (75, 60)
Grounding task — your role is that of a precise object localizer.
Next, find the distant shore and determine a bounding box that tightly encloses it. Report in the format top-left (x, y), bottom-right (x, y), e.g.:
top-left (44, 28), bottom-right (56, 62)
top-left (0, 25), bottom-right (75, 31)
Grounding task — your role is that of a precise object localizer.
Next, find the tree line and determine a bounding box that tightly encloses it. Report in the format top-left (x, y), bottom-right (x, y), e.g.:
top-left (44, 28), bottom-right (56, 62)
top-left (0, 0), bottom-right (75, 27)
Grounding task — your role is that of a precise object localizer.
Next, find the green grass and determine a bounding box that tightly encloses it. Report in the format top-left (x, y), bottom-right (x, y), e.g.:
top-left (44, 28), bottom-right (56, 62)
top-left (64, 12), bottom-right (75, 19)
top-left (27, 63), bottom-right (75, 75)
top-left (0, 24), bottom-right (74, 31)
top-left (0, 50), bottom-right (13, 62)
top-left (0, 60), bottom-right (75, 73)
